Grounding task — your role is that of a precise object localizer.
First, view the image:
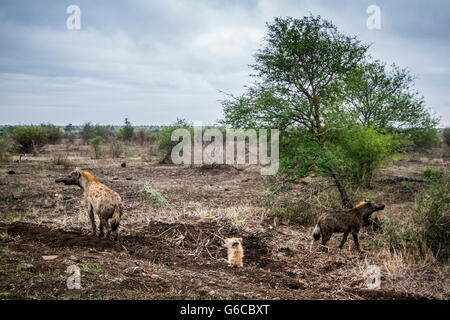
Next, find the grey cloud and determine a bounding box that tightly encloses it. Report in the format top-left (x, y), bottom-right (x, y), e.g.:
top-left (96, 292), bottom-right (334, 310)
top-left (0, 0), bottom-right (448, 126)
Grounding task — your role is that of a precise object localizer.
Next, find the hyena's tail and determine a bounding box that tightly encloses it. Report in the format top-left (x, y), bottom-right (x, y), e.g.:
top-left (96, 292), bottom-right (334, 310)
top-left (312, 225), bottom-right (321, 241)
top-left (111, 205), bottom-right (122, 232)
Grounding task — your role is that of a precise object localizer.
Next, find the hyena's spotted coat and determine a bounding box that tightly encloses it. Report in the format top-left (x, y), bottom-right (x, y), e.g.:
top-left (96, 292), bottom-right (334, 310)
top-left (312, 200), bottom-right (385, 251)
top-left (56, 168), bottom-right (123, 240)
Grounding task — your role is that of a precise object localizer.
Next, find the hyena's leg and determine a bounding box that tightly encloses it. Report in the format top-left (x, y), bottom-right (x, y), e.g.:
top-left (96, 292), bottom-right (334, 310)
top-left (98, 218), bottom-right (104, 238)
top-left (88, 204), bottom-right (96, 237)
top-left (321, 232), bottom-right (332, 252)
top-left (338, 229), bottom-right (351, 249)
top-left (352, 232), bottom-right (360, 251)
top-left (103, 217), bottom-right (112, 239)
top-left (111, 220), bottom-right (119, 241)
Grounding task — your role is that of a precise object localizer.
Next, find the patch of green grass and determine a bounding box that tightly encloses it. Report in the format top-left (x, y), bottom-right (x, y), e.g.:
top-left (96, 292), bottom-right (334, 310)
top-left (422, 167), bottom-right (444, 182)
top-left (375, 170), bottom-right (449, 263)
top-left (145, 184), bottom-right (168, 207)
top-left (390, 153), bottom-right (405, 163)
top-left (25, 213), bottom-right (38, 220)
top-left (92, 267), bottom-right (102, 273)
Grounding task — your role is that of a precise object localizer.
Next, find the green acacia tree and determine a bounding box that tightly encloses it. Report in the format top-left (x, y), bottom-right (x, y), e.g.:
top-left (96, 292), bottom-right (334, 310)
top-left (89, 136), bottom-right (102, 159)
top-left (345, 60), bottom-right (439, 129)
top-left (117, 118), bottom-right (135, 141)
top-left (223, 15), bottom-right (439, 207)
top-left (223, 15), bottom-right (370, 207)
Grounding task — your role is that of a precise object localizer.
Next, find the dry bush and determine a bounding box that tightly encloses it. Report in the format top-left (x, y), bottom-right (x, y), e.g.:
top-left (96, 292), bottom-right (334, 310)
top-left (110, 139), bottom-right (124, 158)
top-left (0, 136), bottom-right (10, 160)
top-left (51, 154), bottom-right (72, 169)
top-left (373, 169), bottom-right (449, 264)
top-left (264, 176), bottom-right (340, 226)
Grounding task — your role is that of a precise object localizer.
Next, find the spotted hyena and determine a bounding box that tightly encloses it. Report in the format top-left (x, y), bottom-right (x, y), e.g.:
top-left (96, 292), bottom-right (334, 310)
top-left (311, 200), bottom-right (385, 251)
top-left (56, 168), bottom-right (124, 240)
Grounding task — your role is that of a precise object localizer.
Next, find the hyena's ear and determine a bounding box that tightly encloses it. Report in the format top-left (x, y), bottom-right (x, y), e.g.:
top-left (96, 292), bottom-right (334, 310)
top-left (75, 167), bottom-right (81, 178)
top-left (238, 238), bottom-right (243, 244)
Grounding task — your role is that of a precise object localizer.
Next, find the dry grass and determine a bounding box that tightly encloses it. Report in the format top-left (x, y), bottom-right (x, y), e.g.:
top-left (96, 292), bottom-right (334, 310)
top-left (0, 141), bottom-right (448, 299)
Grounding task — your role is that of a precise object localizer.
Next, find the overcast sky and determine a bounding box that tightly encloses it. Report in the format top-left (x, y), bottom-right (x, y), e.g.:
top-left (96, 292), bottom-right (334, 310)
top-left (0, 0), bottom-right (449, 126)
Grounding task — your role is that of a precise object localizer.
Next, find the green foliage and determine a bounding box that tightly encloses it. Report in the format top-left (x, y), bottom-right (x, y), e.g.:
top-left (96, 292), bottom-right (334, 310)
top-left (329, 126), bottom-right (398, 183)
top-left (153, 119), bottom-right (192, 164)
top-left (345, 60), bottom-right (440, 131)
top-left (0, 126), bottom-right (15, 137)
top-left (400, 127), bottom-right (441, 150)
top-left (134, 129), bottom-right (154, 145)
top-left (64, 123), bottom-right (74, 133)
top-left (117, 118), bottom-right (135, 141)
top-left (0, 136), bottom-right (9, 159)
top-left (80, 122), bottom-right (114, 143)
top-left (443, 127), bottom-right (450, 146)
top-left (278, 129), bottom-right (341, 178)
top-left (278, 126), bottom-right (397, 186)
top-left (221, 15), bottom-right (438, 207)
top-left (80, 122), bottom-right (95, 143)
top-left (375, 171), bottom-right (449, 263)
top-left (422, 167), bottom-right (444, 182)
top-left (222, 15), bottom-right (370, 207)
top-left (89, 136), bottom-right (102, 159)
top-left (145, 184), bottom-right (168, 207)
top-left (11, 126), bottom-right (49, 154)
top-left (94, 125), bottom-right (114, 141)
top-left (224, 15), bottom-right (369, 133)
top-left (40, 124), bottom-right (63, 144)
top-left (267, 195), bottom-right (318, 226)
top-left (109, 139), bottom-right (124, 158)
top-left (412, 171), bottom-right (449, 262)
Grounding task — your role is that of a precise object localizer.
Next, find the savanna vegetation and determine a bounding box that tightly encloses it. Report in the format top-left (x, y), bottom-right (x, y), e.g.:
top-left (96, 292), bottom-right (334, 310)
top-left (0, 15), bottom-right (448, 300)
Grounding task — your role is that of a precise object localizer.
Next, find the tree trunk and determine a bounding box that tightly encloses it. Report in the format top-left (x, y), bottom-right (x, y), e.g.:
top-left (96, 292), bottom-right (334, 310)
top-left (330, 171), bottom-right (353, 208)
top-left (315, 134), bottom-right (353, 209)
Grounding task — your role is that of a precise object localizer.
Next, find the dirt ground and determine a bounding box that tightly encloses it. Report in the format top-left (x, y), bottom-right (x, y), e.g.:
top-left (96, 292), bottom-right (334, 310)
top-left (0, 143), bottom-right (448, 300)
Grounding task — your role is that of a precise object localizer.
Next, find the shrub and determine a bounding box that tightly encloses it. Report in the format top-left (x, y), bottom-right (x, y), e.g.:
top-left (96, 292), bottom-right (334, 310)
top-left (267, 195), bottom-right (318, 226)
top-left (94, 125), bottom-right (114, 141)
top-left (116, 118), bottom-right (134, 141)
top-left (40, 124), bottom-right (63, 144)
top-left (153, 119), bottom-right (192, 164)
top-left (80, 122), bottom-right (95, 143)
top-left (375, 171), bottom-right (449, 263)
top-left (401, 127), bottom-right (440, 150)
top-left (134, 129), bottom-right (153, 145)
top-left (51, 154), bottom-right (71, 169)
top-left (110, 139), bottom-right (124, 158)
top-left (443, 127), bottom-right (450, 146)
top-left (422, 167), bottom-right (444, 182)
top-left (89, 136), bottom-right (102, 159)
top-left (329, 126), bottom-right (398, 184)
top-left (412, 171), bottom-right (449, 262)
top-left (0, 136), bottom-right (10, 159)
top-left (64, 123), bottom-right (75, 133)
top-left (0, 126), bottom-right (15, 137)
top-left (64, 131), bottom-right (76, 143)
top-left (11, 126), bottom-right (49, 154)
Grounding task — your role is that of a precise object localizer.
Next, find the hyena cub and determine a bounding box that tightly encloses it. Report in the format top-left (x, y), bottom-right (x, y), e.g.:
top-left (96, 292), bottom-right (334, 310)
top-left (223, 237), bottom-right (244, 267)
top-left (56, 168), bottom-right (124, 240)
top-left (311, 200), bottom-right (385, 251)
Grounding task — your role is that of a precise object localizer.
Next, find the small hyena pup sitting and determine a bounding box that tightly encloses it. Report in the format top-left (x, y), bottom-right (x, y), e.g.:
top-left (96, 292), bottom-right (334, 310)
top-left (56, 168), bottom-right (124, 240)
top-left (223, 237), bottom-right (244, 267)
top-left (311, 200), bottom-right (385, 251)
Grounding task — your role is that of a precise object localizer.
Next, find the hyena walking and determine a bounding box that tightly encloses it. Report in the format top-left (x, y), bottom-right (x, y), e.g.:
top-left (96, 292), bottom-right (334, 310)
top-left (311, 200), bottom-right (385, 251)
top-left (56, 168), bottom-right (124, 240)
